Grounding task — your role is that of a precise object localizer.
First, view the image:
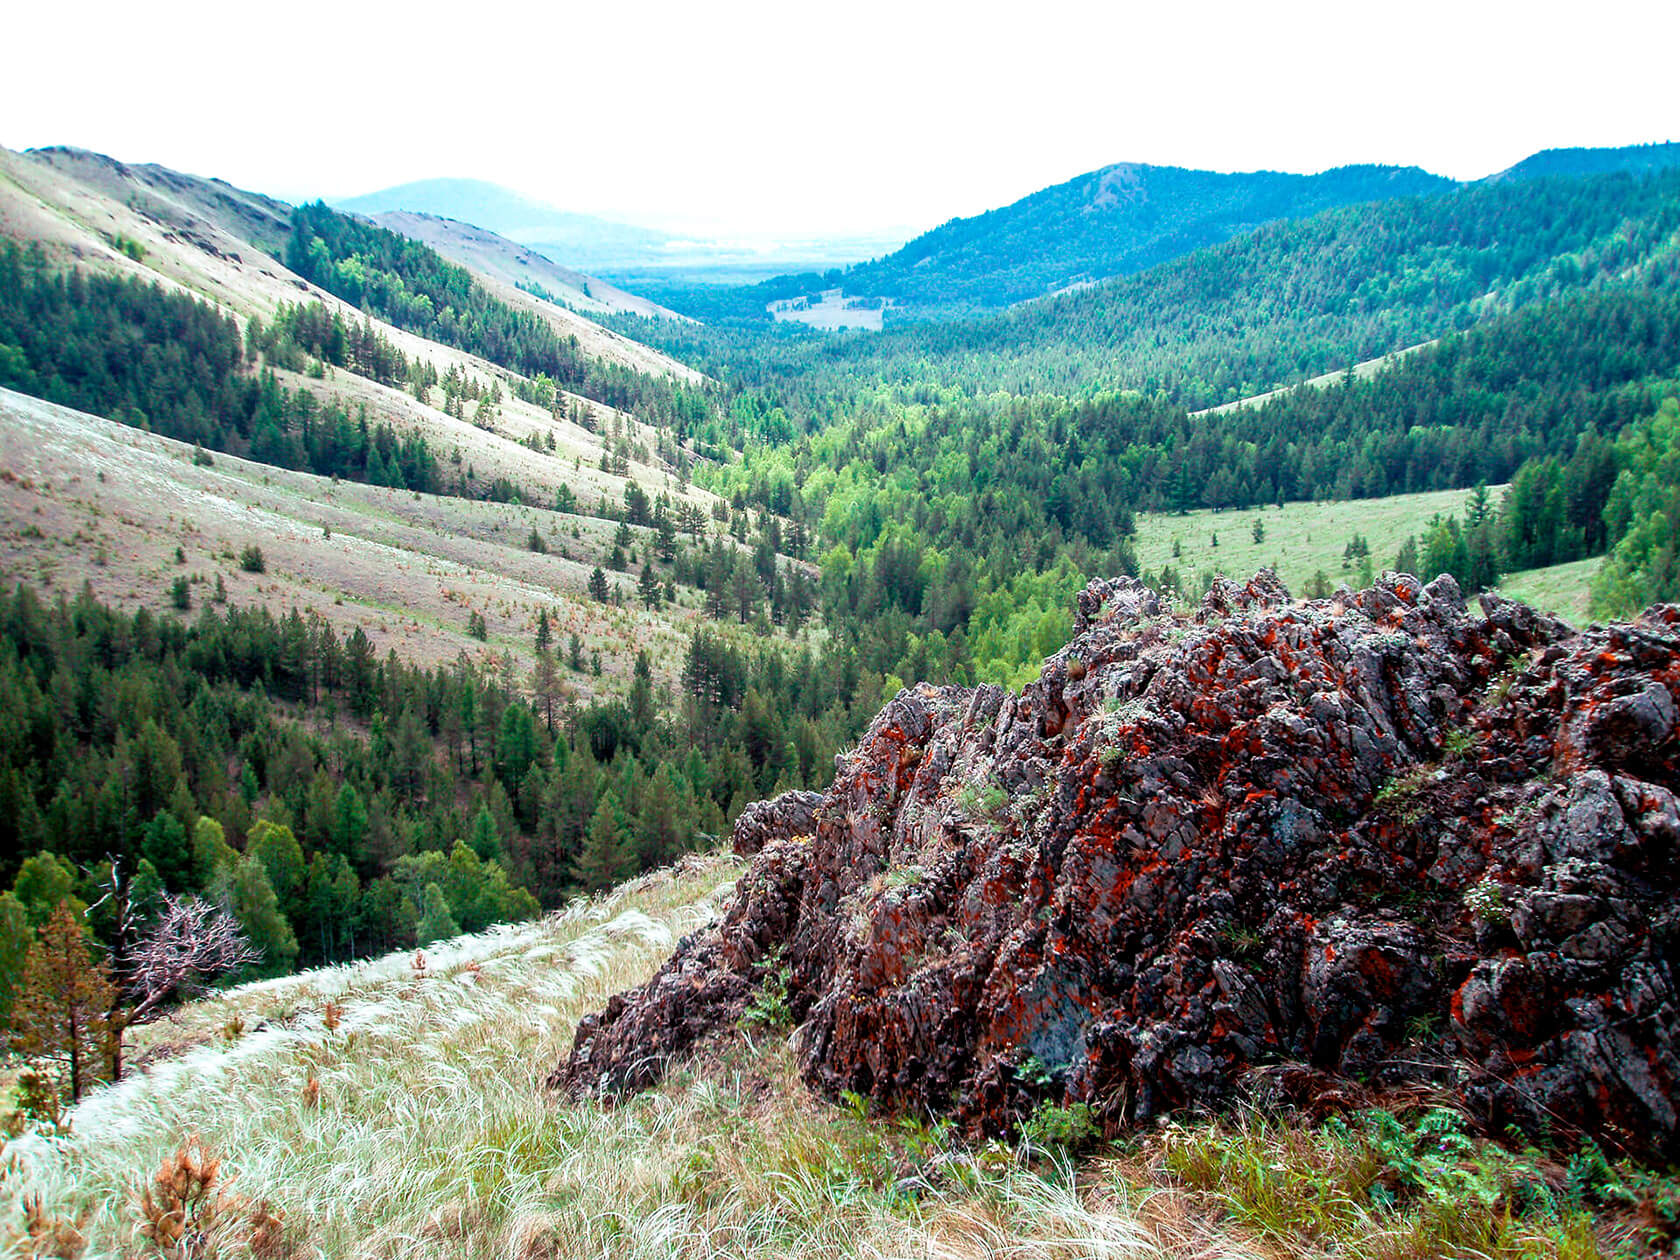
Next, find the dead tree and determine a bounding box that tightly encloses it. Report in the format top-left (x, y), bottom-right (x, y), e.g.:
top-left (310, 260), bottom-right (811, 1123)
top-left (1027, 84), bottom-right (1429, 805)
top-left (125, 893), bottom-right (261, 1024)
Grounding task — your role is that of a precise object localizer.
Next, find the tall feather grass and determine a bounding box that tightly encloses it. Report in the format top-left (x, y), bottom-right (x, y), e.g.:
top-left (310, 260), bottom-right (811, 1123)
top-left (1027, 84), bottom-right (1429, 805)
top-left (0, 853), bottom-right (1628, 1259)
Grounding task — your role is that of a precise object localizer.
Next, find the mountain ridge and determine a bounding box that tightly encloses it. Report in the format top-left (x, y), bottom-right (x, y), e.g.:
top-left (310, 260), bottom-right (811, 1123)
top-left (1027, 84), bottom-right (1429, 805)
top-left (335, 176), bottom-right (674, 271)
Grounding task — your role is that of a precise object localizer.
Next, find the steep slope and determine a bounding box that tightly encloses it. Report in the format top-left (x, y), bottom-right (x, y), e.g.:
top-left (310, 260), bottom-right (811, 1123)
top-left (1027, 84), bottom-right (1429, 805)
top-left (0, 145), bottom-right (702, 389)
top-left (562, 572), bottom-right (1680, 1160)
top-left (371, 209), bottom-right (686, 320)
top-left (0, 860), bottom-right (746, 1257)
top-left (24, 144), bottom-right (296, 255)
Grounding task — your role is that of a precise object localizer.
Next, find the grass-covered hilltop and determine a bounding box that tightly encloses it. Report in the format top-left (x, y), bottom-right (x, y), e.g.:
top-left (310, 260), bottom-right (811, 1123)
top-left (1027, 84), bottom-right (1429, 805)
top-left (0, 134), bottom-right (1678, 1258)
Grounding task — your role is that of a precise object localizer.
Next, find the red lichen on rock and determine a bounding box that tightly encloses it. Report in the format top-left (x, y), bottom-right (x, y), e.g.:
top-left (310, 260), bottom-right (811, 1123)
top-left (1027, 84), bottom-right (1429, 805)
top-left (552, 572), bottom-right (1680, 1157)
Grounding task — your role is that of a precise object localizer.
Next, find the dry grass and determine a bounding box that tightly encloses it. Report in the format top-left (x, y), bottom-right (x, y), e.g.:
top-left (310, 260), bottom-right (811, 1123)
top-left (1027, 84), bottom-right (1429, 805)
top-left (0, 388), bottom-right (790, 696)
top-left (0, 849), bottom-right (1630, 1259)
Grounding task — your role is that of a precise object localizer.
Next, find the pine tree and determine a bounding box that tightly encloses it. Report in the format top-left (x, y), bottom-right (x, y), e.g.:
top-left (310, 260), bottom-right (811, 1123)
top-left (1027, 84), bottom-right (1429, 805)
top-left (0, 891), bottom-right (29, 1029)
top-left (214, 857), bottom-right (298, 978)
top-left (588, 567), bottom-right (610, 601)
top-left (468, 804), bottom-right (503, 863)
top-left (533, 646), bottom-right (561, 731)
top-left (415, 882), bottom-right (459, 946)
top-left (576, 791), bottom-right (631, 892)
top-left (10, 901), bottom-right (118, 1102)
top-left (1394, 535), bottom-right (1420, 576)
top-left (638, 563), bottom-right (661, 609)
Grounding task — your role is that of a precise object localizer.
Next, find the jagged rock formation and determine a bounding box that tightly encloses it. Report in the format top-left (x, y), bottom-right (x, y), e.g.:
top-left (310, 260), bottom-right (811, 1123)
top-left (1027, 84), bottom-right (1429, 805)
top-left (731, 790), bottom-right (824, 857)
top-left (555, 572), bottom-right (1680, 1157)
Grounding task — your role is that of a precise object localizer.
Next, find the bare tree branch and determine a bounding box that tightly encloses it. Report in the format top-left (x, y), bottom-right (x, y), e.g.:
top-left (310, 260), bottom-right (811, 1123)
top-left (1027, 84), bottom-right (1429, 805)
top-left (124, 894), bottom-right (261, 1023)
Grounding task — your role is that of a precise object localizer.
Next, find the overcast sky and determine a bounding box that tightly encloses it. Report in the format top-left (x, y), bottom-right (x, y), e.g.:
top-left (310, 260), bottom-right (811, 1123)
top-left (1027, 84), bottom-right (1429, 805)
top-left (4, 0), bottom-right (1675, 242)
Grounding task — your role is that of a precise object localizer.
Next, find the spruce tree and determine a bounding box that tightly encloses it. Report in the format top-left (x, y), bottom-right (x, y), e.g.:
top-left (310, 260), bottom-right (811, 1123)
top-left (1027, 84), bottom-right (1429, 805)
top-left (0, 891), bottom-right (28, 1029)
top-left (214, 857), bottom-right (298, 978)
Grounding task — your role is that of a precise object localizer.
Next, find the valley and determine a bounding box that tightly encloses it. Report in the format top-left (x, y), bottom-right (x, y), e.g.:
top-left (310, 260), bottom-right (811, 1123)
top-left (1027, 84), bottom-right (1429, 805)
top-left (0, 119), bottom-right (1678, 1260)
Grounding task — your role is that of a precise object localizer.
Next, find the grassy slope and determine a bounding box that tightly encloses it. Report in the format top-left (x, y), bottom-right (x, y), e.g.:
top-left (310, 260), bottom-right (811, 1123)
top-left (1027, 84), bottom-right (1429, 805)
top-left (0, 145), bottom-right (805, 699)
top-left (0, 389), bottom-right (785, 699)
top-left (1, 851), bottom-right (1637, 1259)
top-left (1496, 557), bottom-right (1599, 624)
top-left (0, 145), bottom-right (702, 456)
top-left (370, 211), bottom-right (689, 324)
top-left (1131, 488), bottom-right (1595, 622)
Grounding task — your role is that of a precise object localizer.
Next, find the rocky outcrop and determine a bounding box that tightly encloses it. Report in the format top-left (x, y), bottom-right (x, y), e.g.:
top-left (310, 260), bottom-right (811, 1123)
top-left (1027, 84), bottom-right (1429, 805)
top-left (731, 790), bottom-right (824, 857)
top-left (555, 572), bottom-right (1680, 1157)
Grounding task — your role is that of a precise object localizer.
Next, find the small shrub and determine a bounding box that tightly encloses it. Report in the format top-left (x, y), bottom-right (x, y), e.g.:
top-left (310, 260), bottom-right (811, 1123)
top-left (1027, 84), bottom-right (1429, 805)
top-left (1013, 1054), bottom-right (1055, 1090)
top-left (1373, 764), bottom-right (1433, 824)
top-left (191, 446), bottom-right (214, 467)
top-left (132, 1134), bottom-right (289, 1257)
top-left (740, 947), bottom-right (793, 1030)
top-left (21, 1192), bottom-right (85, 1258)
top-left (15, 1068), bottom-right (68, 1133)
top-left (1022, 1100), bottom-right (1099, 1152)
top-left (1464, 877), bottom-right (1509, 925)
top-left (956, 779), bottom-right (1008, 820)
top-left (238, 545), bottom-right (265, 574)
top-left (526, 528), bottom-right (547, 554)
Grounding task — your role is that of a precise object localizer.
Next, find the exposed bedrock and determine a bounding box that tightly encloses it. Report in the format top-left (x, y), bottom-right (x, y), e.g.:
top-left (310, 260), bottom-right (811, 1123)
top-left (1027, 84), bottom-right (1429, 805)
top-left (555, 571), bottom-right (1680, 1157)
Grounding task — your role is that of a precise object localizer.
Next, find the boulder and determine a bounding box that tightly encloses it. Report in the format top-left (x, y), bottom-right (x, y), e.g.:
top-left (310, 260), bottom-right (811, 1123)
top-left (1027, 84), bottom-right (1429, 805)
top-left (555, 574), bottom-right (1680, 1157)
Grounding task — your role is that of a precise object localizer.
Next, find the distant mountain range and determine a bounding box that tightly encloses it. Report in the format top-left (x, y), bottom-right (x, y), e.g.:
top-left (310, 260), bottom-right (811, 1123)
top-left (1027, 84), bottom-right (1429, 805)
top-left (824, 163), bottom-right (1457, 312)
top-left (334, 178), bottom-right (907, 282)
top-left (334, 141), bottom-right (1680, 328)
top-left (631, 141), bottom-right (1680, 324)
top-left (335, 178), bottom-right (674, 272)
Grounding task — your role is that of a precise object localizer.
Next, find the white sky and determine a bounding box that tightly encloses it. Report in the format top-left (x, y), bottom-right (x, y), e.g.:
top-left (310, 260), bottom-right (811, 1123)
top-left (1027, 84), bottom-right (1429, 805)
top-left (3, 0), bottom-right (1676, 242)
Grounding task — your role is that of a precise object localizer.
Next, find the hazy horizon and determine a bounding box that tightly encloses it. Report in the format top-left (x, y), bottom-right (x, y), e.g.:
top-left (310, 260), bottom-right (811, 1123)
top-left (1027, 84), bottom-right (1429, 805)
top-left (4, 0), bottom-right (1677, 241)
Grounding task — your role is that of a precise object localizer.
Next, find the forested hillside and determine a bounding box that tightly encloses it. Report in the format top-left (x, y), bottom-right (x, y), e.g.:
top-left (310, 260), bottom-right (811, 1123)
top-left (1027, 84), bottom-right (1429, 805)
top-left (679, 281), bottom-right (1680, 690)
top-left (0, 244), bottom-right (457, 492)
top-left (1489, 139), bottom-right (1680, 182)
top-left (681, 163), bottom-right (1455, 322)
top-left (0, 566), bottom-right (902, 1033)
top-left (285, 203), bottom-right (714, 431)
top-left (4, 140), bottom-right (1680, 1043)
top-left (621, 167), bottom-right (1680, 410)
